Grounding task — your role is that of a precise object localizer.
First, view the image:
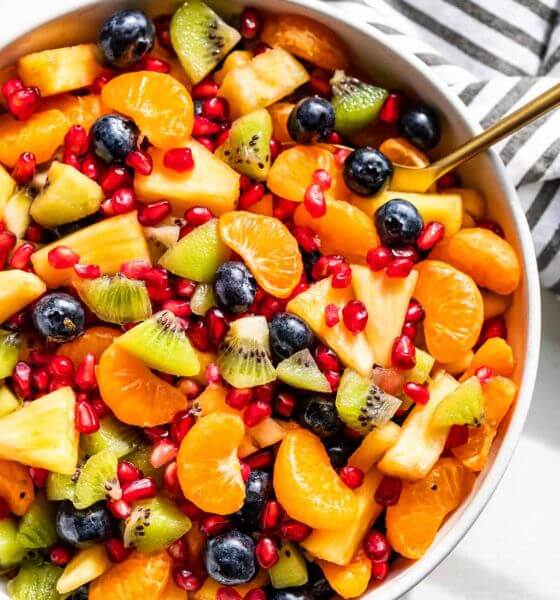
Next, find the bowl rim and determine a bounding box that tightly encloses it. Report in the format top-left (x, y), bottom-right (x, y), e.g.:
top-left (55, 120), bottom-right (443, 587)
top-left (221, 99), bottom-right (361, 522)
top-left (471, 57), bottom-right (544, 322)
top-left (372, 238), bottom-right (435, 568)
top-left (0, 1), bottom-right (541, 598)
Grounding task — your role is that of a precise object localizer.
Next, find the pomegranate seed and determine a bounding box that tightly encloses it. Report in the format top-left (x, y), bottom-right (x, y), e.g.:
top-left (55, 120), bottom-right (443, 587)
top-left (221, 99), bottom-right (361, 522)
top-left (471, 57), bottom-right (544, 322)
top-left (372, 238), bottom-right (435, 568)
top-left (273, 196), bottom-right (298, 221)
top-left (150, 439), bottom-right (178, 468)
top-left (215, 127), bottom-right (230, 147)
top-left (185, 206), bottom-right (213, 226)
top-left (304, 183), bottom-right (326, 218)
top-left (154, 15), bottom-right (173, 50)
top-left (173, 569), bottom-right (203, 592)
top-left (342, 300), bottom-right (368, 335)
top-left (1, 78), bottom-right (23, 100)
top-left (47, 245), bottom-right (80, 269)
top-left (90, 396), bottom-right (111, 419)
top-left (240, 461), bottom-right (251, 482)
top-left (309, 69), bottom-right (332, 97)
top-left (144, 265), bottom-right (169, 288)
top-left (445, 424), bottom-right (469, 449)
top-left (476, 366), bottom-right (494, 384)
top-left (64, 125), bottom-right (89, 155)
top-left (138, 200), bottom-right (172, 227)
top-left (81, 154), bottom-right (103, 181)
top-left (386, 257), bottom-right (414, 278)
top-left (243, 449), bottom-right (273, 470)
top-left (75, 353), bottom-right (97, 390)
top-left (436, 171), bottom-right (461, 190)
top-left (0, 231), bottom-right (16, 254)
top-left (101, 166), bottom-right (131, 194)
top-left (8, 242), bottom-right (34, 270)
top-left (246, 590), bottom-right (267, 600)
top-left (324, 303), bottom-right (340, 328)
top-left (160, 299), bottom-right (190, 319)
top-left (167, 537), bottom-right (187, 565)
top-left (179, 499), bottom-right (204, 521)
top-left (121, 477), bottom-right (158, 502)
top-left (294, 225), bottom-right (320, 253)
top-left (366, 246), bottom-right (391, 271)
top-left (274, 392), bottom-right (296, 418)
top-left (62, 149), bottom-right (80, 172)
top-left (216, 589), bottom-right (241, 600)
top-left (375, 476), bottom-right (403, 506)
top-left (205, 362), bottom-right (221, 385)
top-left (171, 412), bottom-right (195, 444)
top-left (49, 376), bottom-right (73, 392)
top-left (125, 149), bottom-right (153, 175)
top-left (257, 295), bottom-right (284, 320)
top-left (325, 131), bottom-right (343, 144)
top-left (311, 254), bottom-right (344, 280)
top-left (479, 316), bottom-right (507, 344)
top-left (105, 537), bottom-right (132, 563)
top-left (180, 223), bottom-right (196, 239)
top-left (12, 362), bottom-right (32, 399)
top-left (196, 136), bottom-right (215, 153)
top-left (238, 183), bottom-right (265, 210)
top-left (75, 400), bottom-right (100, 433)
top-left (191, 78), bottom-right (219, 99)
top-left (392, 245), bottom-right (420, 263)
top-left (91, 72), bottom-right (114, 94)
top-left (175, 279), bottom-right (197, 299)
top-left (364, 530), bottom-right (391, 562)
top-left (392, 335), bottom-right (416, 370)
top-left (404, 381), bottom-right (429, 405)
top-left (8, 87), bottom-right (40, 120)
top-left (371, 561), bottom-right (390, 581)
top-left (31, 368), bottom-right (49, 393)
top-left (255, 537), bottom-right (279, 569)
top-left (137, 56), bottom-right (170, 73)
top-left (49, 545), bottom-right (72, 566)
top-left (12, 152), bottom-right (36, 184)
top-left (29, 467), bottom-right (48, 488)
top-left (269, 137), bottom-right (281, 162)
top-left (324, 370), bottom-right (340, 392)
top-left (205, 308), bottom-right (229, 346)
top-left (30, 350), bottom-right (51, 366)
top-left (243, 401), bottom-right (272, 427)
top-left (73, 263), bottom-right (101, 279)
top-left (187, 320), bottom-right (210, 352)
top-left (111, 187), bottom-right (137, 215)
top-left (261, 500), bottom-right (283, 530)
top-left (119, 260), bottom-right (149, 281)
top-left (339, 466), bottom-right (364, 489)
top-left (279, 520), bottom-right (311, 542)
top-left (147, 284), bottom-right (173, 303)
top-left (254, 383), bottom-right (275, 404)
top-left (201, 514), bottom-right (231, 537)
top-left (417, 221), bottom-right (445, 251)
top-left (107, 498), bottom-right (132, 520)
top-left (193, 115), bottom-right (221, 136)
top-left (240, 7), bottom-right (263, 39)
top-left (239, 174), bottom-right (252, 192)
top-left (406, 299), bottom-right (424, 323)
top-left (312, 169), bottom-right (332, 191)
top-left (48, 356), bottom-right (74, 378)
top-left (117, 461), bottom-right (140, 485)
top-left (315, 345), bottom-right (341, 373)
top-left (202, 96), bottom-right (229, 121)
top-left (226, 388), bottom-right (254, 410)
top-left (478, 219), bottom-right (504, 238)
top-left (163, 147), bottom-right (194, 172)
top-left (402, 321), bottom-right (417, 339)
top-left (331, 262), bottom-right (352, 288)
top-left (334, 147), bottom-right (352, 166)
top-left (379, 91), bottom-right (405, 123)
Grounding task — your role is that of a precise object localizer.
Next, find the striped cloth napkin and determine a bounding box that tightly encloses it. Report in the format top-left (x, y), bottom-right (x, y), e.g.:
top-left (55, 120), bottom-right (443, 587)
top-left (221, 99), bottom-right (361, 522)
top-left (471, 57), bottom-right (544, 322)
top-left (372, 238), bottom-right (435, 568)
top-left (323, 0), bottom-right (560, 292)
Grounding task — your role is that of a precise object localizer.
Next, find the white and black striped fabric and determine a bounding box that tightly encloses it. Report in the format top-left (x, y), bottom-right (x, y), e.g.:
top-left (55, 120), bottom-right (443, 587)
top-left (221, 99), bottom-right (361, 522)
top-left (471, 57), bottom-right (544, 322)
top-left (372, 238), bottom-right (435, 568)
top-left (323, 0), bottom-right (560, 292)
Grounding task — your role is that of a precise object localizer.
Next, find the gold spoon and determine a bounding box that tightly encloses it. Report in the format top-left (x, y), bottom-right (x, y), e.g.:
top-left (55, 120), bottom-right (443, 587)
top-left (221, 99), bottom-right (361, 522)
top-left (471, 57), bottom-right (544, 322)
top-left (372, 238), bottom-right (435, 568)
top-left (390, 83), bottom-right (560, 193)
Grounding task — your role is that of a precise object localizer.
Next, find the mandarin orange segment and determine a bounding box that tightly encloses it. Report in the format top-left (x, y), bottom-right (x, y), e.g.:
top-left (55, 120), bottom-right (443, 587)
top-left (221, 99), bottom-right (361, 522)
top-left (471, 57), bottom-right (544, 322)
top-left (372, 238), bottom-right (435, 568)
top-left (0, 459), bottom-right (35, 516)
top-left (41, 94), bottom-right (109, 131)
top-left (482, 290), bottom-right (511, 319)
top-left (273, 428), bottom-right (357, 529)
top-left (320, 551), bottom-right (372, 599)
top-left (294, 199), bottom-right (379, 264)
top-left (414, 260), bottom-right (484, 363)
top-left (379, 137), bottom-right (430, 167)
top-left (268, 102), bottom-right (295, 143)
top-left (261, 14), bottom-right (350, 71)
top-left (461, 337), bottom-right (514, 380)
top-left (219, 211), bottom-right (303, 298)
top-left (430, 228), bottom-right (521, 295)
top-left (97, 344), bottom-right (187, 427)
top-left (89, 550), bottom-right (171, 600)
top-left (386, 457), bottom-right (475, 559)
top-left (177, 412), bottom-right (246, 515)
top-left (58, 326), bottom-right (121, 365)
top-left (101, 71), bottom-right (194, 148)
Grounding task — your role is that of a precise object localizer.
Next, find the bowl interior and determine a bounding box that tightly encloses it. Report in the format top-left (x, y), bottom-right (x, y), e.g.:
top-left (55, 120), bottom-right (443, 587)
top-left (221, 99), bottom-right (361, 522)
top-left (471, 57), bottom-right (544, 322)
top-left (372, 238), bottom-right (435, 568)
top-left (0, 1), bottom-right (540, 598)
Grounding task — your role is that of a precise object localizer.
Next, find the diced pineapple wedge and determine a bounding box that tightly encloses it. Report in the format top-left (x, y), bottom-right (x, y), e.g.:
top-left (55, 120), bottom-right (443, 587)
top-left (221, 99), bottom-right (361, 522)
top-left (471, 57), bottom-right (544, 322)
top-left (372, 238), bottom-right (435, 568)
top-left (378, 371), bottom-right (458, 481)
top-left (348, 421), bottom-right (401, 472)
top-left (0, 385), bottom-right (19, 419)
top-left (0, 270), bottom-right (46, 324)
top-left (0, 387), bottom-right (79, 475)
top-left (3, 189), bottom-right (31, 238)
top-left (135, 140), bottom-right (240, 217)
top-left (0, 165), bottom-right (15, 218)
top-left (18, 44), bottom-right (103, 96)
top-left (446, 187), bottom-right (485, 220)
top-left (32, 212), bottom-right (151, 288)
top-left (219, 48), bottom-right (310, 118)
top-left (57, 545), bottom-right (111, 594)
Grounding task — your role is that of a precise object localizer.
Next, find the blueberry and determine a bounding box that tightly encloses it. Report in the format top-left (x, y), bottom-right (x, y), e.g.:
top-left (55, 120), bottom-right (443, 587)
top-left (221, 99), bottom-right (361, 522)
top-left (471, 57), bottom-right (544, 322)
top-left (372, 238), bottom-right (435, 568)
top-left (69, 585), bottom-right (89, 600)
top-left (213, 261), bottom-right (257, 314)
top-left (288, 96), bottom-right (336, 144)
top-left (308, 562), bottom-right (335, 599)
top-left (269, 313), bottom-right (314, 360)
top-left (375, 199), bottom-right (424, 246)
top-left (343, 147), bottom-right (393, 196)
top-left (56, 502), bottom-right (114, 548)
top-left (32, 293), bottom-right (85, 343)
top-left (205, 530), bottom-right (257, 585)
top-left (298, 395), bottom-right (342, 439)
top-left (324, 439), bottom-right (357, 469)
top-left (236, 470), bottom-right (273, 528)
top-left (99, 9), bottom-right (155, 68)
top-left (90, 114), bottom-right (139, 164)
top-left (301, 250), bottom-right (321, 280)
top-left (269, 587), bottom-right (314, 600)
top-left (194, 99), bottom-right (204, 116)
top-left (399, 105), bottom-right (441, 151)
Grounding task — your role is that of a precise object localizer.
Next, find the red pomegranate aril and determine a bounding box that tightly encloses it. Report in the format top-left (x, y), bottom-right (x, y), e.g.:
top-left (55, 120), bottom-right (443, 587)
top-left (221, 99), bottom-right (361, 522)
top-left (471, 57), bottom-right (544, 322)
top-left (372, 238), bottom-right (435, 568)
top-left (1, 78), bottom-right (23, 100)
top-left (255, 537), bottom-right (279, 569)
top-left (479, 316), bottom-right (507, 344)
top-left (73, 263), bottom-right (101, 279)
top-left (386, 257), bottom-right (414, 278)
top-left (226, 387), bottom-right (254, 410)
top-left (475, 366), bottom-right (494, 384)
top-left (48, 355), bottom-right (74, 378)
top-left (174, 569), bottom-right (203, 592)
top-left (137, 56), bottom-right (170, 73)
top-left (101, 166), bottom-right (131, 194)
top-left (8, 242), bottom-right (34, 270)
top-left (144, 425), bottom-right (170, 444)
top-left (312, 168), bottom-right (332, 191)
top-left (191, 78), bottom-right (219, 99)
top-left (445, 424), bottom-right (469, 449)
top-left (294, 225), bottom-right (320, 253)
top-left (0, 231), bottom-right (16, 254)
top-left (171, 412), bottom-right (195, 444)
top-left (121, 477), bottom-right (158, 503)
top-left (243, 401), bottom-right (272, 427)
top-left (375, 475), bottom-right (403, 506)
top-left (331, 262), bottom-right (352, 288)
top-left (125, 149), bottom-right (153, 176)
top-left (163, 147), bottom-right (194, 172)
top-left (75, 353), bottom-right (97, 390)
top-left (12, 152), bottom-right (36, 184)
top-left (240, 7), bottom-right (263, 39)
top-left (81, 154), bottom-right (103, 181)
top-left (12, 361), bottom-right (32, 398)
top-left (185, 206), bottom-right (213, 226)
top-left (29, 467), bottom-right (48, 488)
top-left (196, 136), bottom-right (215, 153)
top-left (64, 125), bottom-right (89, 155)
top-left (180, 224), bottom-right (195, 239)
top-left (112, 187), bottom-right (137, 214)
top-left (379, 91), bottom-right (404, 124)
top-left (261, 500), bottom-right (283, 530)
top-left (417, 221), bottom-right (445, 251)
top-left (478, 219), bottom-right (504, 238)
top-left (90, 396), bottom-right (111, 419)
top-left (436, 170), bottom-right (461, 191)
top-left (29, 350), bottom-right (51, 366)
top-left (371, 560), bottom-right (390, 581)
top-left (179, 499), bottom-right (204, 521)
top-left (401, 321), bottom-right (417, 339)
top-left (392, 245), bottom-right (420, 263)
top-left (117, 460), bottom-right (140, 485)
top-left (246, 590), bottom-right (266, 600)
top-left (187, 320), bottom-right (211, 352)
top-left (62, 149), bottom-right (81, 172)
top-left (25, 222), bottom-right (45, 243)
top-left (239, 461), bottom-right (251, 482)
top-left (147, 284), bottom-right (174, 303)
top-left (274, 391), bottom-right (296, 419)
top-left (75, 400), bottom-right (100, 434)
top-left (273, 196), bottom-right (298, 221)
top-left (406, 299), bottom-right (424, 323)
top-left (339, 465), bottom-right (364, 489)
top-left (8, 87), bottom-right (41, 120)
top-left (364, 530), bottom-right (391, 563)
top-left (315, 345), bottom-right (341, 373)
top-left (31, 368), bottom-right (49, 395)
top-left (254, 383), bottom-right (275, 405)
top-left (309, 69), bottom-right (332, 97)
top-left (269, 137), bottom-right (281, 162)
top-left (304, 183), bottom-right (326, 218)
top-left (105, 537), bottom-right (132, 563)
top-left (48, 246), bottom-right (80, 269)
top-left (404, 381), bottom-right (429, 405)
top-left (174, 279), bottom-right (196, 299)
top-left (49, 376), bottom-right (73, 392)
top-left (325, 131), bottom-right (343, 144)
top-left (324, 303), bottom-right (340, 328)
top-left (334, 147), bottom-right (352, 166)
top-left (243, 449), bottom-right (273, 470)
top-left (324, 370), bottom-right (340, 392)
top-left (154, 14), bottom-right (173, 50)
top-left (167, 537), bottom-right (187, 565)
top-left (342, 300), bottom-right (368, 335)
top-left (91, 72), bottom-right (113, 94)
top-left (258, 296), bottom-right (285, 320)
top-left (202, 96), bottom-right (229, 121)
top-left (392, 335), bottom-right (416, 370)
top-left (138, 200), bottom-right (172, 227)
top-left (49, 545), bottom-right (72, 567)
top-left (280, 520), bottom-right (311, 542)
top-left (160, 299), bottom-right (191, 319)
top-left (193, 115), bottom-right (221, 136)
top-left (205, 308), bottom-right (229, 346)
top-left (217, 589), bottom-right (241, 600)
top-left (143, 265), bottom-right (168, 289)
top-left (107, 498), bottom-right (132, 520)
top-left (119, 259), bottom-right (150, 280)
top-left (366, 246), bottom-right (392, 271)
top-left (150, 439), bottom-right (178, 469)
top-left (238, 183), bottom-right (265, 210)
top-left (0, 498), bottom-right (9, 520)
top-left (311, 254), bottom-right (344, 280)
top-left (201, 514), bottom-right (231, 537)
top-left (215, 127), bottom-right (230, 148)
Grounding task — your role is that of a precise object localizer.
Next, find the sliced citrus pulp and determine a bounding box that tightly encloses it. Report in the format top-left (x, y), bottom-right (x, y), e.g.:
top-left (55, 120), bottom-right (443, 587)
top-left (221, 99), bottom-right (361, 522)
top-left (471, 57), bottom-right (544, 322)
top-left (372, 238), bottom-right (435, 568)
top-left (379, 137), bottom-right (430, 167)
top-left (0, 459), bottom-right (34, 516)
top-left (320, 551), bottom-right (372, 599)
top-left (58, 326), bottom-right (120, 365)
top-left (461, 337), bottom-right (514, 380)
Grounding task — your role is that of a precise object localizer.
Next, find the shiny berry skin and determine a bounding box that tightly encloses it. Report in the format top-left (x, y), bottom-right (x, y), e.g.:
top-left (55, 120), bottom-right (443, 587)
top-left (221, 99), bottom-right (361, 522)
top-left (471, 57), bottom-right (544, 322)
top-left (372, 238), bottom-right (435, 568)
top-left (164, 147), bottom-right (194, 172)
top-left (236, 470), bottom-right (272, 528)
top-left (399, 104), bottom-right (440, 151)
top-left (204, 530), bottom-right (257, 585)
top-left (325, 439), bottom-right (356, 470)
top-left (308, 563), bottom-right (335, 599)
top-left (268, 312), bottom-right (314, 360)
top-left (391, 334), bottom-right (416, 370)
top-left (288, 96), bottom-right (336, 144)
top-left (68, 585), bottom-right (89, 600)
top-left (269, 589), bottom-right (314, 600)
top-left (99, 9), bottom-right (155, 68)
top-left (56, 502), bottom-right (114, 548)
top-left (342, 300), bottom-right (368, 335)
top-left (298, 395), bottom-right (341, 439)
top-left (32, 293), bottom-right (85, 343)
top-left (343, 147), bottom-right (393, 196)
top-left (364, 529), bottom-right (391, 562)
top-left (213, 261), bottom-right (257, 314)
top-left (375, 199), bottom-right (423, 247)
top-left (90, 114), bottom-right (139, 164)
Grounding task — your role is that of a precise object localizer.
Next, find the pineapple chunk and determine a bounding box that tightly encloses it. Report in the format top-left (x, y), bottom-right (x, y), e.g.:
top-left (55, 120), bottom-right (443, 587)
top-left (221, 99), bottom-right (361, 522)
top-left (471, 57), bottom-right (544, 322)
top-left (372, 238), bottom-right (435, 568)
top-left (18, 44), bottom-right (103, 97)
top-left (0, 387), bottom-right (79, 475)
top-left (219, 48), bottom-right (310, 118)
top-left (135, 140), bottom-right (240, 217)
top-left (57, 545), bottom-right (111, 594)
top-left (3, 189), bottom-right (31, 238)
top-left (378, 371), bottom-right (458, 481)
top-left (446, 187), bottom-right (485, 220)
top-left (348, 421), bottom-right (401, 472)
top-left (287, 277), bottom-right (374, 376)
top-left (31, 212), bottom-right (150, 288)
top-left (302, 469), bottom-right (383, 565)
top-left (0, 165), bottom-right (15, 218)
top-left (353, 190), bottom-right (463, 238)
top-left (0, 385), bottom-right (19, 418)
top-left (352, 265), bottom-right (418, 367)
top-left (215, 50), bottom-right (253, 85)
top-left (30, 161), bottom-right (103, 228)
top-left (0, 270), bottom-right (46, 324)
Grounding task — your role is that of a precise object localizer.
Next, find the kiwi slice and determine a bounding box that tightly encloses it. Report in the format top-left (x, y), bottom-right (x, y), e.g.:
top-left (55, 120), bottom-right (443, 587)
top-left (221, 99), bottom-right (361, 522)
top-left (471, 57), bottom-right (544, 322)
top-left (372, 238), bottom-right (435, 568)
top-left (115, 310), bottom-right (200, 377)
top-left (4, 189), bottom-right (31, 239)
top-left (80, 416), bottom-right (141, 459)
top-left (276, 349), bottom-right (330, 393)
top-left (159, 219), bottom-right (229, 283)
top-left (432, 376), bottom-right (484, 427)
top-left (170, 0), bottom-right (242, 85)
top-left (126, 444), bottom-right (164, 486)
top-left (0, 384), bottom-right (19, 418)
top-left (268, 541), bottom-right (308, 589)
top-left (7, 562), bottom-right (64, 600)
top-left (16, 493), bottom-right (57, 550)
top-left (144, 223), bottom-right (181, 262)
top-left (218, 315), bottom-right (276, 388)
top-left (46, 470), bottom-right (79, 504)
top-left (404, 348), bottom-right (435, 383)
top-left (0, 518), bottom-right (26, 571)
top-left (74, 449), bottom-right (121, 510)
top-left (0, 330), bottom-right (19, 379)
top-left (336, 369), bottom-right (402, 434)
top-left (122, 496), bottom-right (191, 552)
top-left (191, 283), bottom-right (216, 316)
top-left (331, 71), bottom-right (388, 134)
top-left (75, 273), bottom-right (152, 325)
top-left (216, 109), bottom-right (273, 181)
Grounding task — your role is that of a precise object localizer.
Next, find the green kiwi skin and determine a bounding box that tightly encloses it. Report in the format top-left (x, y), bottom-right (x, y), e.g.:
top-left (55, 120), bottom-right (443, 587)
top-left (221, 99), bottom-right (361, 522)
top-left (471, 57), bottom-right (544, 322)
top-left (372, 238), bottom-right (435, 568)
top-left (115, 311), bottom-right (200, 377)
top-left (74, 449), bottom-right (121, 510)
top-left (80, 416), bottom-right (141, 459)
top-left (7, 562), bottom-right (63, 600)
top-left (276, 349), bottom-right (330, 393)
top-left (15, 494), bottom-right (57, 550)
top-left (126, 444), bottom-right (164, 486)
top-left (46, 470), bottom-right (79, 504)
top-left (0, 330), bottom-right (20, 379)
top-left (191, 283), bottom-right (216, 316)
top-left (268, 541), bottom-right (308, 589)
top-left (0, 518), bottom-right (26, 571)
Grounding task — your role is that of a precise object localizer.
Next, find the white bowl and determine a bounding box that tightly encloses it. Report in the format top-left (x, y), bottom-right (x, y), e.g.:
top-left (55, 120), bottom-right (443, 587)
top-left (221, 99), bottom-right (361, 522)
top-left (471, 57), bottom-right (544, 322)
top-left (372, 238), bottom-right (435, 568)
top-left (0, 1), bottom-right (541, 598)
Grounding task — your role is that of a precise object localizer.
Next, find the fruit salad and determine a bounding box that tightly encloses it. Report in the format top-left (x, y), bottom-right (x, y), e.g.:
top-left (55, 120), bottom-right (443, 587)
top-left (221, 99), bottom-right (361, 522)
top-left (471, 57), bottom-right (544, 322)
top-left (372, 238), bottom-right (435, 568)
top-left (0, 3), bottom-right (522, 599)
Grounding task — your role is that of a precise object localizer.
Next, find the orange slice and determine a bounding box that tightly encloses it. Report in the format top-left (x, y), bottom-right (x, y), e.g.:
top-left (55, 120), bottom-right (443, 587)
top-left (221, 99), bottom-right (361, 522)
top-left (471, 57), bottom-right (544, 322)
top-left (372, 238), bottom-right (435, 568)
top-left (97, 344), bottom-right (187, 427)
top-left (320, 551), bottom-right (372, 599)
top-left (273, 428), bottom-right (357, 529)
top-left (379, 137), bottom-right (430, 167)
top-left (0, 459), bottom-right (34, 516)
top-left (41, 94), bottom-right (109, 131)
top-left (177, 412), bottom-right (246, 515)
top-left (414, 260), bottom-right (484, 363)
top-left (58, 326), bottom-right (120, 365)
top-left (461, 337), bottom-right (514, 380)
top-left (268, 103), bottom-right (294, 143)
top-left (101, 71), bottom-right (194, 148)
top-left (219, 211), bottom-right (303, 298)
